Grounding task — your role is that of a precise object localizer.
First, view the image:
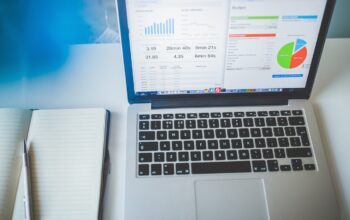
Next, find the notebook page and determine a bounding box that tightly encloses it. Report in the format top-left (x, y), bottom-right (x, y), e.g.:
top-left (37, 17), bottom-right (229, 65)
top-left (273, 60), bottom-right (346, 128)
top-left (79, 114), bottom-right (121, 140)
top-left (27, 109), bottom-right (107, 220)
top-left (0, 109), bottom-right (32, 220)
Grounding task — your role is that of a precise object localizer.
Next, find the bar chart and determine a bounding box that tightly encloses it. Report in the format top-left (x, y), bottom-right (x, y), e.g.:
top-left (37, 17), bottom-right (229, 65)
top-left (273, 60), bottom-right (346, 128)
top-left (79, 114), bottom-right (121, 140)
top-left (144, 18), bottom-right (175, 35)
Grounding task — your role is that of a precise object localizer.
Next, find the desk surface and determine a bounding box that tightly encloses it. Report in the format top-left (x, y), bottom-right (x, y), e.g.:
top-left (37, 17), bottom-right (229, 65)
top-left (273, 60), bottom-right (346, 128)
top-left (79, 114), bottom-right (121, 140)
top-left (1, 39), bottom-right (349, 220)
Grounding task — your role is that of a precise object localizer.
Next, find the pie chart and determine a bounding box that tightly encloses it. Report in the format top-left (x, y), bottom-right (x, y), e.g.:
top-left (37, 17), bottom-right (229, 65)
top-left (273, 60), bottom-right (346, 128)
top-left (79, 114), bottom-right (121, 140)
top-left (277, 39), bottom-right (307, 69)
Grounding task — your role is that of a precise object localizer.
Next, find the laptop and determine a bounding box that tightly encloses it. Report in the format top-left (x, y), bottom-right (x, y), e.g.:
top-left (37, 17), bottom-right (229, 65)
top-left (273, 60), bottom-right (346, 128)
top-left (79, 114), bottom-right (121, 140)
top-left (117, 0), bottom-right (338, 219)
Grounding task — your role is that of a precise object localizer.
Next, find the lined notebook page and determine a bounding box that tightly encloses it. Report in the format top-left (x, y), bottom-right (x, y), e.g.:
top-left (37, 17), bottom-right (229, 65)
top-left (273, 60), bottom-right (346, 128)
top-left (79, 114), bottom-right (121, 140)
top-left (0, 109), bottom-right (32, 220)
top-left (26, 109), bottom-right (107, 220)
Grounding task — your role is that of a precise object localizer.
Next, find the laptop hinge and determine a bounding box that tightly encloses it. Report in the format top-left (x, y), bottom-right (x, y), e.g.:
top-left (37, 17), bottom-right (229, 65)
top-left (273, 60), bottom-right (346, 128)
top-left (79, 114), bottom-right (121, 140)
top-left (151, 97), bottom-right (288, 109)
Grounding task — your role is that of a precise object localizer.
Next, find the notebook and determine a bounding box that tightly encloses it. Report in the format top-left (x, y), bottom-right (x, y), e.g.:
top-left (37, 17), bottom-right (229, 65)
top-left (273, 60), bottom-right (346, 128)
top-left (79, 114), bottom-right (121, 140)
top-left (0, 108), bottom-right (109, 220)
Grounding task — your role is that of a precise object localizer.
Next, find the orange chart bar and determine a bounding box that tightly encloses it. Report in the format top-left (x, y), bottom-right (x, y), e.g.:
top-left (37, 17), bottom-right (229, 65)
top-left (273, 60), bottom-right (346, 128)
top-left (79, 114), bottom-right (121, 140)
top-left (229, 33), bottom-right (276, 38)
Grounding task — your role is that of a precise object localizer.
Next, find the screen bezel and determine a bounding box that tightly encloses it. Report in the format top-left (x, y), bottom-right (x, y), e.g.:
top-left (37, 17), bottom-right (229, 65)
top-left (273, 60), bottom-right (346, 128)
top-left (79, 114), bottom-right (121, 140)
top-left (117, 0), bottom-right (336, 104)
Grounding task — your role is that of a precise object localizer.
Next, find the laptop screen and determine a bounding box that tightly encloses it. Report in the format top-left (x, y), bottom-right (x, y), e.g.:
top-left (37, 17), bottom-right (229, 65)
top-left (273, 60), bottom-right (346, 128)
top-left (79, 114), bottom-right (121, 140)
top-left (125, 0), bottom-right (327, 96)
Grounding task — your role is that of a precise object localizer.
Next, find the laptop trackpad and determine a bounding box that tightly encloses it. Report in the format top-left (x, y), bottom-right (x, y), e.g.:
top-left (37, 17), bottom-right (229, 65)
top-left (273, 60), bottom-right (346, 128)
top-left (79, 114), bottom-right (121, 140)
top-left (195, 179), bottom-right (269, 220)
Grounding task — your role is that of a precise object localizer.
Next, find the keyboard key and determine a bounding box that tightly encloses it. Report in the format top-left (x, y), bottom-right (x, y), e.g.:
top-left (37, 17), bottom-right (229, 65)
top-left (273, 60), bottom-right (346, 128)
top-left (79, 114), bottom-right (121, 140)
top-left (273, 127), bottom-right (285, 136)
top-left (243, 139), bottom-right (254, 148)
top-left (267, 160), bottom-right (279, 171)
top-left (151, 121), bottom-right (161, 129)
top-left (290, 137), bottom-right (301, 147)
top-left (239, 128), bottom-right (250, 137)
top-left (191, 161), bottom-right (251, 174)
top-left (269, 111), bottom-right (279, 116)
top-left (267, 138), bottom-right (278, 147)
top-left (227, 150), bottom-right (238, 160)
top-left (274, 148), bottom-right (286, 158)
top-left (209, 119), bottom-right (219, 128)
top-left (234, 112), bottom-right (244, 117)
top-left (166, 152), bottom-right (177, 161)
top-left (187, 113), bottom-right (197, 118)
top-left (262, 128), bottom-right (273, 137)
top-left (191, 151), bottom-right (201, 161)
top-left (174, 120), bottom-right (185, 129)
top-left (208, 140), bottom-right (219, 149)
top-left (215, 151), bottom-right (226, 160)
top-left (291, 159), bottom-right (303, 171)
top-left (196, 140), bottom-right (206, 149)
top-left (211, 112), bottom-right (221, 118)
top-left (204, 129), bottom-right (215, 139)
top-left (232, 118), bottom-right (243, 127)
top-left (292, 110), bottom-right (303, 115)
top-left (220, 119), bottom-right (231, 128)
top-left (223, 112), bottom-right (233, 117)
top-left (176, 163), bottom-right (190, 174)
top-left (251, 128), bottom-right (261, 137)
top-left (219, 140), bottom-right (230, 149)
top-left (163, 114), bottom-right (174, 119)
top-left (139, 114), bottom-right (150, 120)
top-left (266, 117), bottom-right (277, 126)
top-left (288, 117), bottom-right (305, 126)
top-left (139, 153), bottom-right (152, 162)
top-left (175, 113), bottom-right (186, 119)
top-left (186, 120), bottom-right (196, 129)
top-left (162, 120), bottom-right (173, 129)
top-left (277, 117), bottom-right (288, 126)
top-left (197, 119), bottom-right (208, 128)
top-left (139, 142), bottom-right (158, 151)
top-left (151, 114), bottom-right (162, 119)
top-left (251, 149), bottom-right (262, 159)
top-left (262, 149), bottom-right (273, 159)
top-left (258, 111), bottom-right (268, 117)
top-left (163, 163), bottom-right (174, 175)
top-left (254, 118), bottom-right (265, 127)
top-left (281, 110), bottom-right (291, 116)
top-left (178, 152), bottom-right (189, 161)
top-left (239, 150), bottom-right (250, 159)
top-left (180, 130), bottom-right (191, 139)
top-left (139, 164), bottom-right (149, 176)
top-left (199, 113), bottom-right (209, 118)
top-left (169, 130), bottom-right (179, 139)
top-left (280, 165), bottom-right (291, 171)
top-left (151, 164), bottom-right (162, 175)
top-left (139, 121), bottom-right (149, 130)
top-left (301, 135), bottom-right (310, 146)
top-left (296, 126), bottom-right (308, 135)
top-left (246, 112), bottom-right (256, 117)
top-left (157, 131), bottom-right (167, 140)
top-left (192, 130), bottom-right (203, 139)
top-left (243, 118), bottom-right (254, 127)
top-left (304, 164), bottom-right (316, 170)
top-left (172, 141), bottom-right (182, 150)
top-left (278, 138), bottom-right (289, 147)
top-left (286, 148), bottom-right (313, 158)
top-left (203, 151), bottom-right (214, 160)
top-left (184, 141), bottom-right (195, 150)
top-left (216, 129), bottom-right (226, 138)
top-left (160, 141), bottom-right (170, 151)
top-left (139, 131), bottom-right (155, 140)
top-left (284, 127), bottom-right (296, 136)
top-left (252, 160), bottom-right (267, 172)
top-left (255, 138), bottom-right (266, 148)
top-left (154, 152), bottom-right (165, 162)
top-left (231, 139), bottom-right (242, 149)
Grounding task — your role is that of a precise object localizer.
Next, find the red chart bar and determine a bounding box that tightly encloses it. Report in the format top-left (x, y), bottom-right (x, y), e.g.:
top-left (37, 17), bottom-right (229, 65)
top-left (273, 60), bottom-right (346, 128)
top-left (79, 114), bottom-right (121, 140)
top-left (229, 33), bottom-right (276, 38)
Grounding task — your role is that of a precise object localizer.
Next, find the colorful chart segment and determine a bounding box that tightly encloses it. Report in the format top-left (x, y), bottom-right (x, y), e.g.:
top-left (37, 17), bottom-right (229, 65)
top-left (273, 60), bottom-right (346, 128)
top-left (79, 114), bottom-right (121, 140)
top-left (277, 39), bottom-right (307, 69)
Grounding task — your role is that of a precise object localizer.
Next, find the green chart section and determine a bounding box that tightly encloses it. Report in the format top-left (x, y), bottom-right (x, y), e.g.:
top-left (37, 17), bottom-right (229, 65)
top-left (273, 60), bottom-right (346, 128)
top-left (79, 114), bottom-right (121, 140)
top-left (277, 42), bottom-right (295, 69)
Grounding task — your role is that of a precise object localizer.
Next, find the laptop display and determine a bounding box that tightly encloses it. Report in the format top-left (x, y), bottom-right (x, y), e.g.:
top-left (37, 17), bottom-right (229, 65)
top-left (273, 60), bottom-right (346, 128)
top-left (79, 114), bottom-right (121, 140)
top-left (124, 0), bottom-right (327, 96)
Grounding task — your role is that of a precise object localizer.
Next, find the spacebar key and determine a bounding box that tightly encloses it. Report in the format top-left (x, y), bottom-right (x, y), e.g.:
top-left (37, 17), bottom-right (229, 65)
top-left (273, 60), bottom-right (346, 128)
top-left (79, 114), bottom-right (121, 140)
top-left (191, 161), bottom-right (251, 174)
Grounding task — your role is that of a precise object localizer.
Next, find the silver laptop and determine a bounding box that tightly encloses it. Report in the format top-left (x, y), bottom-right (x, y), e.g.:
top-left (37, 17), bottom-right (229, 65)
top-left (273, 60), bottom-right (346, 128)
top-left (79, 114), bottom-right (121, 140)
top-left (117, 0), bottom-right (338, 219)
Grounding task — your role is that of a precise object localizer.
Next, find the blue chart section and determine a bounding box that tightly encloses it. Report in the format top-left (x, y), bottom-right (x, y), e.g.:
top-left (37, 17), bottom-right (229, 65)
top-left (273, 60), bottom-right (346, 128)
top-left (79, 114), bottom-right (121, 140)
top-left (294, 38), bottom-right (307, 52)
top-left (144, 18), bottom-right (175, 35)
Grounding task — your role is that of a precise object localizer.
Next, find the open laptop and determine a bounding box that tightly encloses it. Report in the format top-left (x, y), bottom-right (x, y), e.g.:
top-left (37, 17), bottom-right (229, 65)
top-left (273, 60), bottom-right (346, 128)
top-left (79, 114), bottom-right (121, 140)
top-left (117, 0), bottom-right (339, 219)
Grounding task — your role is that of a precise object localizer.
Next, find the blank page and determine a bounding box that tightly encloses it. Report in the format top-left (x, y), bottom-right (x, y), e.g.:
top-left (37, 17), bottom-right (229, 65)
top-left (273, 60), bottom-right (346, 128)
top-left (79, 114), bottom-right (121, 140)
top-left (0, 109), bottom-right (32, 220)
top-left (26, 109), bottom-right (107, 220)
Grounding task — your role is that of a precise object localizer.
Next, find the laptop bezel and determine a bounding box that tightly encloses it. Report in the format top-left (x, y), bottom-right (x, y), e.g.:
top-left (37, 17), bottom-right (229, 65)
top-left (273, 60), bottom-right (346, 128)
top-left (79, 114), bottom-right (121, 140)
top-left (117, 0), bottom-right (336, 104)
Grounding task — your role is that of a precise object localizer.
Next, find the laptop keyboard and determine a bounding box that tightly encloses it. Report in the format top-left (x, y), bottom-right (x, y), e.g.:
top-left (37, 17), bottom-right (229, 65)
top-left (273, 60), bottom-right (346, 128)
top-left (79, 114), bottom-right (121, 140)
top-left (137, 110), bottom-right (316, 176)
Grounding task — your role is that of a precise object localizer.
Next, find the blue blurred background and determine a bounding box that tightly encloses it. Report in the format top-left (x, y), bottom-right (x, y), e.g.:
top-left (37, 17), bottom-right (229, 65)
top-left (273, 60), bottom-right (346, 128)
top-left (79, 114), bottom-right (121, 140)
top-left (0, 0), bottom-right (348, 81)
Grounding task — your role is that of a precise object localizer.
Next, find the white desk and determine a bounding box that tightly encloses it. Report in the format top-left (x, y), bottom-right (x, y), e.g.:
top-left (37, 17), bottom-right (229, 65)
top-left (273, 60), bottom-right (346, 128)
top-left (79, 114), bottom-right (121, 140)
top-left (0, 39), bottom-right (349, 220)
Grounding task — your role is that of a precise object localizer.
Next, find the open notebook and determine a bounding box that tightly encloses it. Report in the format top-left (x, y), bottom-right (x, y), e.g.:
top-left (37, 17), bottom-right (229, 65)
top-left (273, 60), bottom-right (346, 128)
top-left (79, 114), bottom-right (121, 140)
top-left (0, 108), bottom-right (109, 220)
